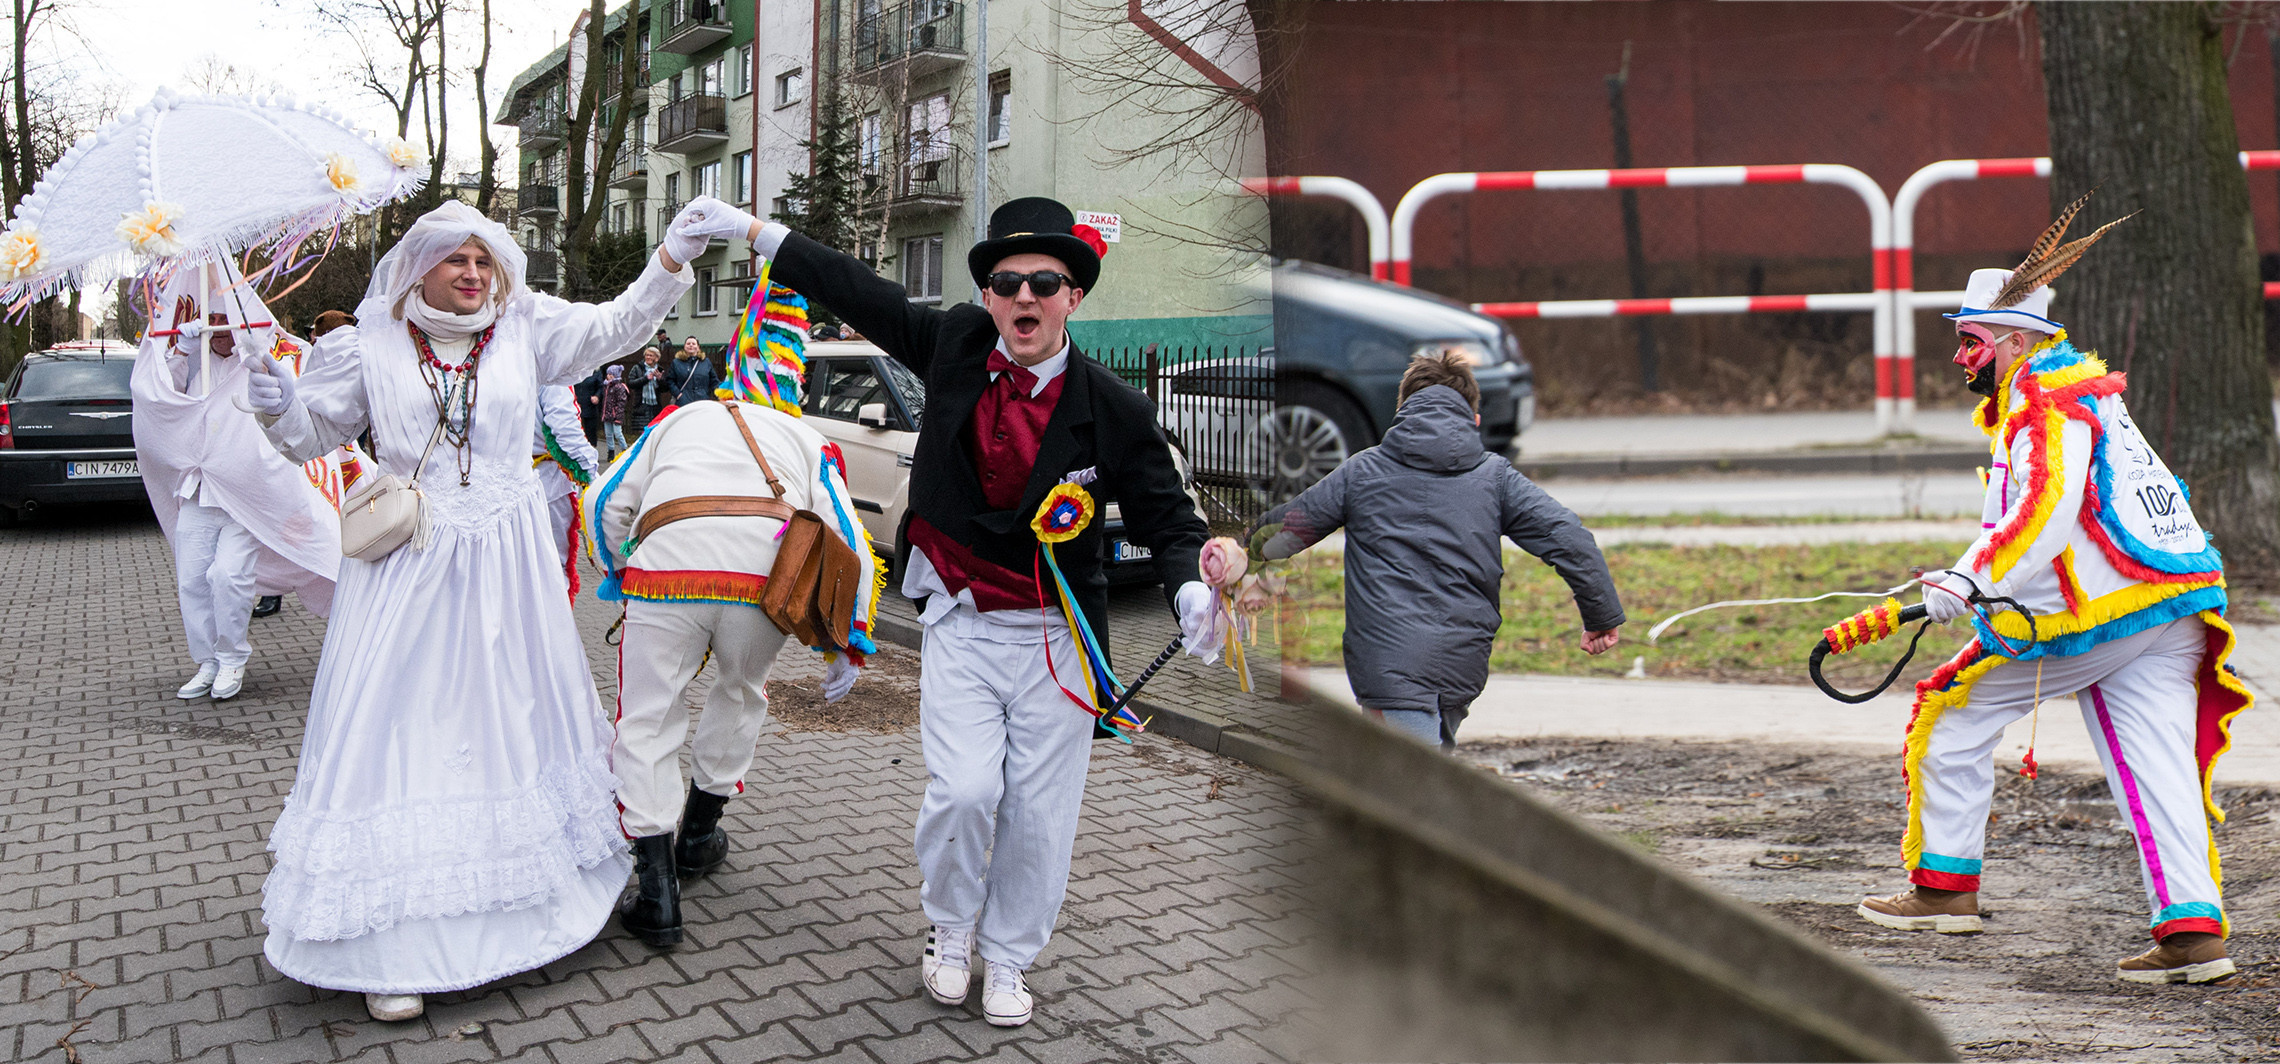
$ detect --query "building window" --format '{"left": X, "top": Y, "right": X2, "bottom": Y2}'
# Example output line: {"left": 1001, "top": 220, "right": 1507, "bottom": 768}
{"left": 902, "top": 235, "right": 943, "bottom": 302}
{"left": 695, "top": 160, "right": 721, "bottom": 200}
{"left": 774, "top": 68, "right": 804, "bottom": 109}
{"left": 696, "top": 266, "right": 719, "bottom": 314}
{"left": 733, "top": 44, "right": 753, "bottom": 96}
{"left": 731, "top": 150, "right": 753, "bottom": 204}
{"left": 988, "top": 70, "right": 1010, "bottom": 147}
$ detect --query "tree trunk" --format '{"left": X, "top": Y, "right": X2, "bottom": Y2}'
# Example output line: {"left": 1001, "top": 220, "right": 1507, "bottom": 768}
{"left": 2040, "top": 1, "right": 2280, "bottom": 579}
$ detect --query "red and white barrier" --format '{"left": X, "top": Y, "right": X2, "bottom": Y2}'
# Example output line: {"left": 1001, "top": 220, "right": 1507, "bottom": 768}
{"left": 1392, "top": 164, "right": 1905, "bottom": 429}
{"left": 1240, "top": 176, "right": 1391, "bottom": 280}
{"left": 1894, "top": 151, "right": 2280, "bottom": 377}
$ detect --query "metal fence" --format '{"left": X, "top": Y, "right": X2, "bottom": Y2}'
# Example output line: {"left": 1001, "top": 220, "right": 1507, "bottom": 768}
{"left": 1091, "top": 344, "right": 1275, "bottom": 531}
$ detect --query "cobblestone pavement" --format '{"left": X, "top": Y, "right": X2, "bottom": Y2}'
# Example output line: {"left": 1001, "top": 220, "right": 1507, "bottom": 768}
{"left": 0, "top": 503, "right": 1311, "bottom": 1064}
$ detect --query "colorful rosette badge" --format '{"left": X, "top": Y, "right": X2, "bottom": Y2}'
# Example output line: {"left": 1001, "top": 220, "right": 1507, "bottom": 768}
{"left": 1031, "top": 482, "right": 1095, "bottom": 543}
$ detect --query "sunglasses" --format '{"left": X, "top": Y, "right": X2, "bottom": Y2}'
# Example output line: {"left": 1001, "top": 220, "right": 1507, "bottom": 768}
{"left": 987, "top": 270, "right": 1075, "bottom": 298}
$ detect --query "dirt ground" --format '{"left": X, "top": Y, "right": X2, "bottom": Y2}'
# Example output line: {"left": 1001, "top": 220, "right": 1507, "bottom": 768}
{"left": 1456, "top": 736, "right": 2280, "bottom": 1063}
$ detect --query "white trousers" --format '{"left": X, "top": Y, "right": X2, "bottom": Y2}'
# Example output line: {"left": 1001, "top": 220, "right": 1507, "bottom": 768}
{"left": 612, "top": 599, "right": 789, "bottom": 838}
{"left": 915, "top": 605, "right": 1096, "bottom": 970}
{"left": 172, "top": 502, "right": 259, "bottom": 669}
{"left": 1913, "top": 617, "right": 2222, "bottom": 937}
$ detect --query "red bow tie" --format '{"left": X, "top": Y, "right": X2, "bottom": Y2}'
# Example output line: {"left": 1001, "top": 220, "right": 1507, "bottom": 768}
{"left": 987, "top": 350, "right": 1038, "bottom": 394}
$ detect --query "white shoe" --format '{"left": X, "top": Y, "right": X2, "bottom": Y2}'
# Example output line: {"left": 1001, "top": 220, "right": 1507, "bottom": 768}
{"left": 176, "top": 663, "right": 217, "bottom": 699}
{"left": 921, "top": 925, "right": 972, "bottom": 1005}
{"left": 982, "top": 961, "right": 1032, "bottom": 1027}
{"left": 210, "top": 663, "right": 245, "bottom": 700}
{"left": 365, "top": 993, "right": 423, "bottom": 1022}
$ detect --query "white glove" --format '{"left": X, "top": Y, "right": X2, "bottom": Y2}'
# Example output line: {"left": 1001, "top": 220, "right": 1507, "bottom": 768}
{"left": 170, "top": 320, "right": 206, "bottom": 355}
{"left": 244, "top": 350, "right": 298, "bottom": 417}
{"left": 1175, "top": 580, "right": 1221, "bottom": 664}
{"left": 822, "top": 655, "right": 860, "bottom": 703}
{"left": 1920, "top": 569, "right": 1976, "bottom": 624}
{"left": 666, "top": 195, "right": 759, "bottom": 265}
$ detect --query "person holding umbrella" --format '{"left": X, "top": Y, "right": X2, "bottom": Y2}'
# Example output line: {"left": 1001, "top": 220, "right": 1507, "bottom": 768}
{"left": 243, "top": 199, "right": 706, "bottom": 1022}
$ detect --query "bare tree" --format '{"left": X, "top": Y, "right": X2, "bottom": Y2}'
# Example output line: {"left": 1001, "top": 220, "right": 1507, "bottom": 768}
{"left": 2039, "top": 1, "right": 2280, "bottom": 578}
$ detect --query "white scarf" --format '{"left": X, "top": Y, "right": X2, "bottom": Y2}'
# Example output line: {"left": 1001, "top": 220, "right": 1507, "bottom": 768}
{"left": 403, "top": 290, "right": 500, "bottom": 341}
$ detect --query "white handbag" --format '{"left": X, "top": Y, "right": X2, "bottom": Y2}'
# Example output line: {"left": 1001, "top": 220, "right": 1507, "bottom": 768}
{"left": 339, "top": 419, "right": 446, "bottom": 562}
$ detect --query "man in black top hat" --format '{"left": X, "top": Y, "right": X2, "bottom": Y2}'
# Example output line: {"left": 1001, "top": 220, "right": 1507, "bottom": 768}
{"left": 666, "top": 194, "right": 1214, "bottom": 1027}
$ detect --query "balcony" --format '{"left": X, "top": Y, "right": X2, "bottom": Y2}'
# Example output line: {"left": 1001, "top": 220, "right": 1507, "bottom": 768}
{"left": 655, "top": 94, "right": 729, "bottom": 154}
{"left": 517, "top": 109, "right": 566, "bottom": 150}
{"left": 658, "top": 0, "right": 733, "bottom": 55}
{"left": 872, "top": 144, "right": 965, "bottom": 213}
{"left": 852, "top": 1, "right": 966, "bottom": 85}
{"left": 608, "top": 148, "right": 649, "bottom": 191}
{"left": 518, "top": 184, "right": 560, "bottom": 217}
{"left": 527, "top": 248, "right": 560, "bottom": 287}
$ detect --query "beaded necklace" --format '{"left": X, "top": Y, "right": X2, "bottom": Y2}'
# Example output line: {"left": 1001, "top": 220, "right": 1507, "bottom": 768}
{"left": 410, "top": 322, "right": 495, "bottom": 486}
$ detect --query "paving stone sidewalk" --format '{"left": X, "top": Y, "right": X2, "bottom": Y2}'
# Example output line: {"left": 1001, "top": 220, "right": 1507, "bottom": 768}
{"left": 0, "top": 504, "right": 1311, "bottom": 1064}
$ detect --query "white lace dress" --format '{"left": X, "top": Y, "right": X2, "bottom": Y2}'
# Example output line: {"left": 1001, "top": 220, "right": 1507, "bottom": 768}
{"left": 257, "top": 259, "right": 690, "bottom": 994}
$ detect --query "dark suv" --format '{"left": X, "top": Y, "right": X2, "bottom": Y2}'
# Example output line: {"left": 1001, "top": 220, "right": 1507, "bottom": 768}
{"left": 0, "top": 342, "right": 144, "bottom": 522}
{"left": 1271, "top": 259, "right": 1535, "bottom": 499}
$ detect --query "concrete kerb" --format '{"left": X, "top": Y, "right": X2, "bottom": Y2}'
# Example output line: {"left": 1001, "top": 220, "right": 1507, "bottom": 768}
{"left": 866, "top": 611, "right": 1307, "bottom": 770}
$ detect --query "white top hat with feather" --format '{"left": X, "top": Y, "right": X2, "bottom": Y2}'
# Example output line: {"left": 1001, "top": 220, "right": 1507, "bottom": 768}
{"left": 1946, "top": 189, "right": 2133, "bottom": 335}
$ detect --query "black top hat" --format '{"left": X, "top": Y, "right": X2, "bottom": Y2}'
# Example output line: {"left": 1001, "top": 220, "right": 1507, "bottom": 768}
{"left": 966, "top": 197, "right": 1103, "bottom": 293}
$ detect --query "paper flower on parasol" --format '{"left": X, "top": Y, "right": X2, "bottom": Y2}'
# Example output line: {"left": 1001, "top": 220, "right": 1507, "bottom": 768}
{"left": 0, "top": 88, "right": 426, "bottom": 308}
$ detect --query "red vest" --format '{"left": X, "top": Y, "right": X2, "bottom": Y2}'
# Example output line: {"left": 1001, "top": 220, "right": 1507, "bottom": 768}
{"left": 908, "top": 366, "right": 1067, "bottom": 610}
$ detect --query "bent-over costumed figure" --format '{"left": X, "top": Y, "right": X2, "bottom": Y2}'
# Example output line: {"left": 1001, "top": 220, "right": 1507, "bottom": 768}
{"left": 1858, "top": 194, "right": 2255, "bottom": 985}
{"left": 247, "top": 200, "right": 697, "bottom": 1021}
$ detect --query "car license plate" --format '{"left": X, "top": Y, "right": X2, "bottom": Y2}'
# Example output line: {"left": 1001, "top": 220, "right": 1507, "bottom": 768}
{"left": 65, "top": 459, "right": 138, "bottom": 479}
{"left": 1113, "top": 539, "right": 1152, "bottom": 562}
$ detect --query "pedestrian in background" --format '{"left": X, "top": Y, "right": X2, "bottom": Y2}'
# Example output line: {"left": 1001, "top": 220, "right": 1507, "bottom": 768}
{"left": 598, "top": 365, "right": 630, "bottom": 464}
{"left": 1253, "top": 351, "right": 1625, "bottom": 749}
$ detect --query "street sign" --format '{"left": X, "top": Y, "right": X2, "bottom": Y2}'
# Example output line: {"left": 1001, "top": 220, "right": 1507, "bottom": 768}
{"left": 1076, "top": 210, "right": 1122, "bottom": 243}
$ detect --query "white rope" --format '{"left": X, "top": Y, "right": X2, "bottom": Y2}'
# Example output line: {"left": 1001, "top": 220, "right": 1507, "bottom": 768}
{"left": 1647, "top": 578, "right": 1921, "bottom": 645}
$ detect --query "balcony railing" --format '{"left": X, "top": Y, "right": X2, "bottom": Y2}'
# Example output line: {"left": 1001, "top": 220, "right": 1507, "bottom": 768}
{"left": 527, "top": 248, "right": 560, "bottom": 287}
{"left": 517, "top": 109, "right": 566, "bottom": 149}
{"left": 608, "top": 148, "right": 649, "bottom": 191}
{"left": 518, "top": 184, "right": 560, "bottom": 216}
{"left": 659, "top": 0, "right": 733, "bottom": 54}
{"left": 853, "top": 1, "right": 966, "bottom": 83}
{"left": 655, "top": 94, "right": 729, "bottom": 153}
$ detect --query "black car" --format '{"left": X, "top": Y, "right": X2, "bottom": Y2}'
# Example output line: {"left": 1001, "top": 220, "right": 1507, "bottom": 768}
{"left": 1271, "top": 259, "right": 1535, "bottom": 498}
{"left": 0, "top": 342, "right": 144, "bottom": 522}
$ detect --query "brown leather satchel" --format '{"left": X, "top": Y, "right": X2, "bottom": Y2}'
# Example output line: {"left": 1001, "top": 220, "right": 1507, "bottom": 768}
{"left": 633, "top": 402, "right": 864, "bottom": 651}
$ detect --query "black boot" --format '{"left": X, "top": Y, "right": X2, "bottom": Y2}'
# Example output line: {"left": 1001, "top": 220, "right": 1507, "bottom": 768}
{"left": 618, "top": 834, "right": 682, "bottom": 947}
{"left": 675, "top": 785, "right": 730, "bottom": 880}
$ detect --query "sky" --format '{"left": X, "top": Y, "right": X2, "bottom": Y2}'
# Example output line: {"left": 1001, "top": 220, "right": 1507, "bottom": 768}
{"left": 42, "top": 0, "right": 582, "bottom": 178}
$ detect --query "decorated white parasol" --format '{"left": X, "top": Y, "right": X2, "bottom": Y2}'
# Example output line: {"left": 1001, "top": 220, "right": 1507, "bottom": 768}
{"left": 0, "top": 87, "right": 426, "bottom": 390}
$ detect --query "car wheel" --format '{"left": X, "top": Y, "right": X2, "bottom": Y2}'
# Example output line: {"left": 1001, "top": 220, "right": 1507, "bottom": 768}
{"left": 1263, "top": 382, "right": 1370, "bottom": 506}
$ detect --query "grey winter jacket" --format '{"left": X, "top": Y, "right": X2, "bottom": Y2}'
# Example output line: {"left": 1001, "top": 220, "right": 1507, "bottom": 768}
{"left": 1258, "top": 385, "right": 1624, "bottom": 716}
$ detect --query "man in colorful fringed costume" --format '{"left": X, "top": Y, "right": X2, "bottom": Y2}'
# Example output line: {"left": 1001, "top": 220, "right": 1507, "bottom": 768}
{"left": 133, "top": 261, "right": 345, "bottom": 701}
{"left": 581, "top": 280, "right": 881, "bottom": 948}
{"left": 664, "top": 194, "right": 1213, "bottom": 1027}
{"left": 1858, "top": 192, "right": 2254, "bottom": 986}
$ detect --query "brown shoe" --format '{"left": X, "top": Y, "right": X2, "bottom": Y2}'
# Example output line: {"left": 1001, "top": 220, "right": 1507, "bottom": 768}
{"left": 1858, "top": 887, "right": 1982, "bottom": 933}
{"left": 2117, "top": 932, "right": 2235, "bottom": 984}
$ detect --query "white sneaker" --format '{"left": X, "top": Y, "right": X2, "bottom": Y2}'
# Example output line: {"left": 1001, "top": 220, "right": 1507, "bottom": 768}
{"left": 921, "top": 925, "right": 973, "bottom": 1005}
{"left": 365, "top": 993, "right": 423, "bottom": 1022}
{"left": 176, "top": 663, "right": 217, "bottom": 699}
{"left": 210, "top": 663, "right": 245, "bottom": 700}
{"left": 982, "top": 961, "right": 1032, "bottom": 1027}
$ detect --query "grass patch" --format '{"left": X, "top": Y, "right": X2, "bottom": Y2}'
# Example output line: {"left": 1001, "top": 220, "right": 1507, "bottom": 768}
{"left": 1276, "top": 539, "right": 1976, "bottom": 686}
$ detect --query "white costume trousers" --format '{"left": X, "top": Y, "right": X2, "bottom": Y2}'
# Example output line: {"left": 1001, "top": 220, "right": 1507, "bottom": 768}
{"left": 915, "top": 604, "right": 1095, "bottom": 970}
{"left": 1914, "top": 617, "right": 2222, "bottom": 935}
{"left": 613, "top": 599, "right": 789, "bottom": 838}
{"left": 172, "top": 502, "right": 260, "bottom": 668}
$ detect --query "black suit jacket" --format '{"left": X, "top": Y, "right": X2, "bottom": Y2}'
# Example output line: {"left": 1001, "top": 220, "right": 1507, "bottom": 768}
{"left": 772, "top": 232, "right": 1206, "bottom": 642}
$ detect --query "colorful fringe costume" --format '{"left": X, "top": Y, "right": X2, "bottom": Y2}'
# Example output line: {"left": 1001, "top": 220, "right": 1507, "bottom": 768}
{"left": 1901, "top": 334, "right": 2253, "bottom": 940}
